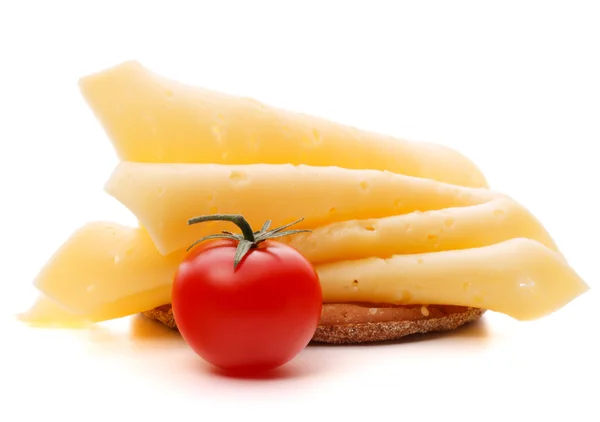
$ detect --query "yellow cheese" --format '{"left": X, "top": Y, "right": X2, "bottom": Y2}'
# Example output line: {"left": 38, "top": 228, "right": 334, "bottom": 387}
{"left": 24, "top": 61, "right": 589, "bottom": 327}
{"left": 32, "top": 221, "right": 585, "bottom": 322}
{"left": 79, "top": 61, "right": 487, "bottom": 188}
{"left": 22, "top": 286, "right": 173, "bottom": 325}
{"left": 281, "top": 197, "right": 559, "bottom": 264}
{"left": 317, "top": 238, "right": 588, "bottom": 320}
{"left": 33, "top": 222, "right": 184, "bottom": 315}
{"left": 18, "top": 295, "right": 91, "bottom": 328}
{"left": 20, "top": 290, "right": 175, "bottom": 327}
{"left": 105, "top": 162, "right": 497, "bottom": 255}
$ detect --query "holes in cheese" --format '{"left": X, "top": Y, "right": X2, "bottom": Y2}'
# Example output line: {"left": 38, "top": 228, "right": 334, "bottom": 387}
{"left": 79, "top": 60, "right": 487, "bottom": 188}
{"left": 316, "top": 238, "right": 588, "bottom": 321}
{"left": 105, "top": 162, "right": 498, "bottom": 256}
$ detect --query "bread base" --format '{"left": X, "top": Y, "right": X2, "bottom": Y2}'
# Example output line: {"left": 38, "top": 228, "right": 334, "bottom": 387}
{"left": 143, "top": 303, "right": 485, "bottom": 344}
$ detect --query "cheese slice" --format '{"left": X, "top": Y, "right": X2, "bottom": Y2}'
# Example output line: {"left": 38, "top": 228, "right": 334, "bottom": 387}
{"left": 18, "top": 295, "right": 92, "bottom": 328}
{"left": 281, "top": 197, "right": 559, "bottom": 264}
{"left": 32, "top": 222, "right": 587, "bottom": 322}
{"left": 79, "top": 60, "right": 487, "bottom": 188}
{"left": 33, "top": 222, "right": 184, "bottom": 315}
{"left": 105, "top": 162, "right": 497, "bottom": 255}
{"left": 317, "top": 238, "right": 588, "bottom": 320}
{"left": 19, "top": 289, "right": 175, "bottom": 327}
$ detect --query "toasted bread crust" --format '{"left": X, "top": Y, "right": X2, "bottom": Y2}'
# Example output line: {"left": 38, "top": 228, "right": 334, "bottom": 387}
{"left": 312, "top": 306, "right": 485, "bottom": 344}
{"left": 143, "top": 303, "right": 485, "bottom": 344}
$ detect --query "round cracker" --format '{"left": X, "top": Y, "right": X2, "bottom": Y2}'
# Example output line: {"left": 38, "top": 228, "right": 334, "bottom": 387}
{"left": 142, "top": 303, "right": 485, "bottom": 344}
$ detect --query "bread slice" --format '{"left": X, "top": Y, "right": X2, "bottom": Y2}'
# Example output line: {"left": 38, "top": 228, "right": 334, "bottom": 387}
{"left": 143, "top": 303, "right": 485, "bottom": 344}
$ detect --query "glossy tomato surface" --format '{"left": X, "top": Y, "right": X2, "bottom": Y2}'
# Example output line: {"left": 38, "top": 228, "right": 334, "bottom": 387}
{"left": 172, "top": 239, "right": 322, "bottom": 373}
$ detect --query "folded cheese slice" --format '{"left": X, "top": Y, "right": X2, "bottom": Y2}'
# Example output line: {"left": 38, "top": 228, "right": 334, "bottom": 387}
{"left": 318, "top": 238, "right": 587, "bottom": 320}
{"left": 79, "top": 60, "right": 487, "bottom": 188}
{"left": 281, "top": 197, "right": 559, "bottom": 264}
{"left": 105, "top": 162, "right": 498, "bottom": 256}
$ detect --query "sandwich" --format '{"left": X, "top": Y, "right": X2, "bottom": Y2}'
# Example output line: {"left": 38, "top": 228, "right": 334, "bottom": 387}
{"left": 21, "top": 61, "right": 588, "bottom": 346}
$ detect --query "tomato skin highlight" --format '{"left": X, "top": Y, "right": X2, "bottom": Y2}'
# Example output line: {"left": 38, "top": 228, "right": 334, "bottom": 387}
{"left": 172, "top": 239, "right": 322, "bottom": 373}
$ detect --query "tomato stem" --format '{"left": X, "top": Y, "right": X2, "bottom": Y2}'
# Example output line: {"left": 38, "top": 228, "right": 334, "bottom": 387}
{"left": 188, "top": 214, "right": 256, "bottom": 242}
{"left": 187, "top": 214, "right": 311, "bottom": 270}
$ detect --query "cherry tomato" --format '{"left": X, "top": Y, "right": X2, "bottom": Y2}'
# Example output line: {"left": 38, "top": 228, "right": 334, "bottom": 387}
{"left": 172, "top": 229, "right": 322, "bottom": 373}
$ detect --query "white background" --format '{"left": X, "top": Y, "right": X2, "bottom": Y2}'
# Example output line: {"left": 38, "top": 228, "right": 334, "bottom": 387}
{"left": 1, "top": 1, "right": 598, "bottom": 421}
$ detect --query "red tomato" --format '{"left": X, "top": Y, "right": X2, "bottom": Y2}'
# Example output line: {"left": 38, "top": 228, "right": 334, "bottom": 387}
{"left": 172, "top": 238, "right": 322, "bottom": 373}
